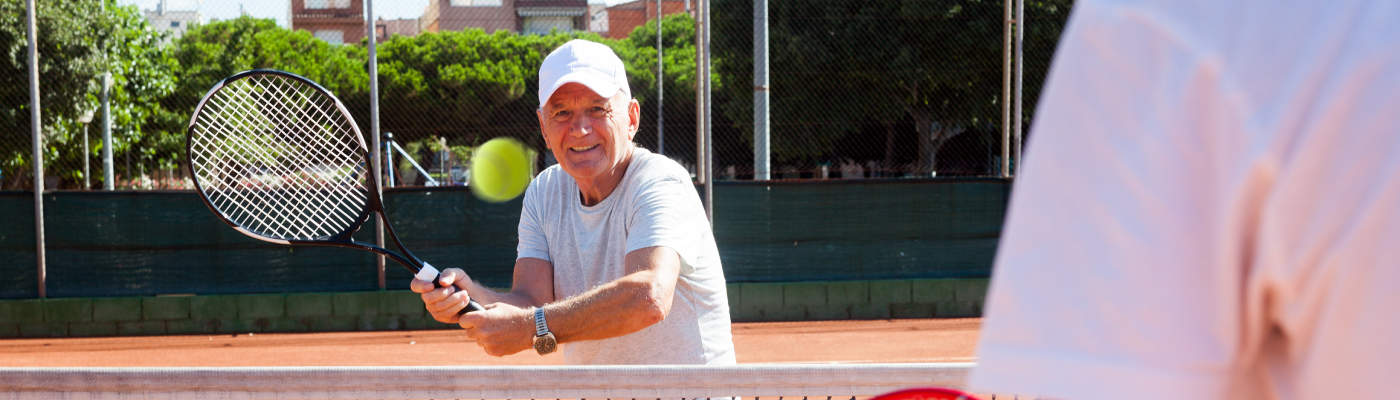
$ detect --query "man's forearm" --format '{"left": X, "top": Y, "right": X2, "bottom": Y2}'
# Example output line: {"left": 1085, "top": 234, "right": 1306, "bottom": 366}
{"left": 541, "top": 269, "right": 673, "bottom": 344}
{"left": 465, "top": 280, "right": 539, "bottom": 309}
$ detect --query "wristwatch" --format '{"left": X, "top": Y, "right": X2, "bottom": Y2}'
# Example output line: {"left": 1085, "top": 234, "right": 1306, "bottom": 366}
{"left": 532, "top": 307, "right": 557, "bottom": 355}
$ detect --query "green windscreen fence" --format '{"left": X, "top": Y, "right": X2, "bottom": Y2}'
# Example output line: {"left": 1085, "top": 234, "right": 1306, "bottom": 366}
{"left": 0, "top": 179, "right": 1008, "bottom": 299}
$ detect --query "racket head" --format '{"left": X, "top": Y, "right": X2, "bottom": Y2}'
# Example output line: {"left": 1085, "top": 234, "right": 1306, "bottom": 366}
{"left": 186, "top": 69, "right": 376, "bottom": 245}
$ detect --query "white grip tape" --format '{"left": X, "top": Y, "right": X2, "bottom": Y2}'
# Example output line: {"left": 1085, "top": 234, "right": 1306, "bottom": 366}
{"left": 415, "top": 263, "right": 440, "bottom": 282}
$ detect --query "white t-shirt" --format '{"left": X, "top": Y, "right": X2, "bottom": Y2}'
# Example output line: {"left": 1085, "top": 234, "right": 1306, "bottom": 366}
{"left": 517, "top": 147, "right": 736, "bottom": 365}
{"left": 971, "top": 0, "right": 1400, "bottom": 399}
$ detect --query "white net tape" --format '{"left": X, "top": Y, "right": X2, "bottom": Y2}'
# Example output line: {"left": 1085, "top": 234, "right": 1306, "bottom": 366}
{"left": 189, "top": 74, "right": 369, "bottom": 241}
{"left": 0, "top": 363, "right": 982, "bottom": 400}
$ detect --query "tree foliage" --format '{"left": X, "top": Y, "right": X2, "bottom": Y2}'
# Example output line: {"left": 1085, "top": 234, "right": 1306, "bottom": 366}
{"left": 620, "top": 13, "right": 699, "bottom": 161}
{"left": 375, "top": 29, "right": 553, "bottom": 144}
{"left": 3, "top": 2, "right": 1070, "bottom": 189}
{"left": 1, "top": 0, "right": 178, "bottom": 189}
{"left": 712, "top": 0, "right": 1071, "bottom": 175}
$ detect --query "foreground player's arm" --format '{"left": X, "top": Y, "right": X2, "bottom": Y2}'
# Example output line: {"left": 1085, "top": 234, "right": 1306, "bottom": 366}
{"left": 535, "top": 245, "right": 680, "bottom": 341}
{"left": 458, "top": 246, "right": 681, "bottom": 356}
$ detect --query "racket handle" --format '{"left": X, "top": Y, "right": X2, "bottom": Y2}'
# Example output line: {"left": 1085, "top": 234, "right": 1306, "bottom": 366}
{"left": 459, "top": 299, "right": 484, "bottom": 315}
{"left": 416, "top": 263, "right": 485, "bottom": 315}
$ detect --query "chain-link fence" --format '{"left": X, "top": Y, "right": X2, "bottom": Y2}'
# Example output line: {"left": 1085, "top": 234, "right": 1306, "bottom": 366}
{"left": 707, "top": 0, "right": 1071, "bottom": 180}
{"left": 3, "top": 0, "right": 1070, "bottom": 191}
{"left": 3, "top": 0, "right": 1073, "bottom": 301}
{"left": 3, "top": 0, "right": 188, "bottom": 191}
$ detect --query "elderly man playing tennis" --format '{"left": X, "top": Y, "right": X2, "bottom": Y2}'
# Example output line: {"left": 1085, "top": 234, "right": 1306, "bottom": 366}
{"left": 411, "top": 39, "right": 735, "bottom": 365}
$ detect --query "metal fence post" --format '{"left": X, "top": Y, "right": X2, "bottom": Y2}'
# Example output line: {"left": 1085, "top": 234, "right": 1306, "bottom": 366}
{"left": 101, "top": 72, "right": 113, "bottom": 189}
{"left": 694, "top": 0, "right": 707, "bottom": 188}
{"left": 367, "top": 0, "right": 386, "bottom": 289}
{"left": 1013, "top": 0, "right": 1024, "bottom": 175}
{"left": 656, "top": 0, "right": 665, "bottom": 156}
{"left": 700, "top": 0, "right": 713, "bottom": 225}
{"left": 1001, "top": 0, "right": 1013, "bottom": 178}
{"left": 752, "top": 0, "right": 770, "bottom": 181}
{"left": 27, "top": 0, "right": 46, "bottom": 298}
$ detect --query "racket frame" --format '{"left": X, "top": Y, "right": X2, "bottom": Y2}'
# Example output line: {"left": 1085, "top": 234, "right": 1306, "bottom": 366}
{"left": 186, "top": 69, "right": 436, "bottom": 280}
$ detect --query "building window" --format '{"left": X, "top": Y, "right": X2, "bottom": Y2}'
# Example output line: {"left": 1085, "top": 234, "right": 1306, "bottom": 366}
{"left": 314, "top": 29, "right": 345, "bottom": 45}
{"left": 451, "top": 0, "right": 503, "bottom": 6}
{"left": 523, "top": 16, "right": 573, "bottom": 35}
{"left": 306, "top": 0, "right": 351, "bottom": 9}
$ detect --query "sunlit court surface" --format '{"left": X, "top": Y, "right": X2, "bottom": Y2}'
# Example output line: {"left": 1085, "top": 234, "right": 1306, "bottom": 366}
{"left": 0, "top": 319, "right": 1003, "bottom": 399}
{"left": 0, "top": 318, "right": 980, "bottom": 367}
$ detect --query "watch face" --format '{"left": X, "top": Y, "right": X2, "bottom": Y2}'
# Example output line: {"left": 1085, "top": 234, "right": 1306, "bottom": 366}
{"left": 534, "top": 333, "right": 557, "bottom": 355}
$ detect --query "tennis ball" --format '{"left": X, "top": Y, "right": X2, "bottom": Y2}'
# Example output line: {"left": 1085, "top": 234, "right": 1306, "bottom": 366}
{"left": 470, "top": 137, "right": 532, "bottom": 202}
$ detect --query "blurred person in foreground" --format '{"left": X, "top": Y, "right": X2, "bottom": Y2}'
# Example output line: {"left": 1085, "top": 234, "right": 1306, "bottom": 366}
{"left": 411, "top": 39, "right": 735, "bottom": 365}
{"left": 971, "top": 0, "right": 1398, "bottom": 398}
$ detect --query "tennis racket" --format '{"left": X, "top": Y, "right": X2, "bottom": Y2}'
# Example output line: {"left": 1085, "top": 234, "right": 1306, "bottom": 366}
{"left": 186, "top": 69, "right": 481, "bottom": 315}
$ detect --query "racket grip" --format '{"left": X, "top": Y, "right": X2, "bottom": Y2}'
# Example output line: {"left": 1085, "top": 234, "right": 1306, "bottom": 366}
{"left": 459, "top": 299, "right": 484, "bottom": 315}
{"left": 417, "top": 263, "right": 485, "bottom": 315}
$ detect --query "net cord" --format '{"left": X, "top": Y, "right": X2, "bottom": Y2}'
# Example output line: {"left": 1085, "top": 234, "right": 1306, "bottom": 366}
{"left": 0, "top": 363, "right": 973, "bottom": 399}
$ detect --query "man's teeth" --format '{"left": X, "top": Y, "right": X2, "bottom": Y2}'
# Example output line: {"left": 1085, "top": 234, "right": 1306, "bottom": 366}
{"left": 570, "top": 145, "right": 597, "bottom": 152}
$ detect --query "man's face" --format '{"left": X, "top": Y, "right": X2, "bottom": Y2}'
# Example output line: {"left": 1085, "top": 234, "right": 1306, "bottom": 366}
{"left": 537, "top": 83, "right": 639, "bottom": 185}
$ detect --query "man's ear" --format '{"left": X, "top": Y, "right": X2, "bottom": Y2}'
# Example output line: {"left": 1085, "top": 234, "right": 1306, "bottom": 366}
{"left": 537, "top": 108, "right": 547, "bottom": 142}
{"left": 627, "top": 98, "right": 641, "bottom": 139}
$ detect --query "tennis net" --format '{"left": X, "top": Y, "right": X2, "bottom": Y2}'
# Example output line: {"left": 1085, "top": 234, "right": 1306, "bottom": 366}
{"left": 0, "top": 363, "right": 1001, "bottom": 399}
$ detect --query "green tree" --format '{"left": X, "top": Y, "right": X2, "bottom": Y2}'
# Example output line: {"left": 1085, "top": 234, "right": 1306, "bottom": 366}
{"left": 375, "top": 29, "right": 537, "bottom": 143}
{"left": 374, "top": 29, "right": 617, "bottom": 156}
{"left": 0, "top": 0, "right": 178, "bottom": 189}
{"left": 619, "top": 13, "right": 699, "bottom": 162}
{"left": 102, "top": 3, "right": 181, "bottom": 188}
{"left": 169, "top": 17, "right": 369, "bottom": 115}
{"left": 167, "top": 17, "right": 370, "bottom": 188}
{"left": 712, "top": 0, "right": 1071, "bottom": 176}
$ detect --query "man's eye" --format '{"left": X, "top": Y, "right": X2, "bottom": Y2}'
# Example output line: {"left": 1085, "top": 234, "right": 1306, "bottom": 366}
{"left": 551, "top": 110, "right": 571, "bottom": 121}
{"left": 588, "top": 107, "right": 608, "bottom": 118}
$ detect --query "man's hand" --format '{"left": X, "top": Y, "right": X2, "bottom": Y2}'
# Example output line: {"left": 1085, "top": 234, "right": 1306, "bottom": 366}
{"left": 459, "top": 302, "right": 535, "bottom": 357}
{"left": 410, "top": 268, "right": 475, "bottom": 324}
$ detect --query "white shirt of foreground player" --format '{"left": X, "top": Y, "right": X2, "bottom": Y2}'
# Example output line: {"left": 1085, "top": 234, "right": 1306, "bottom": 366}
{"left": 970, "top": 0, "right": 1400, "bottom": 399}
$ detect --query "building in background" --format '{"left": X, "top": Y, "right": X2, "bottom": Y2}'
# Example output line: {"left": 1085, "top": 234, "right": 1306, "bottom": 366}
{"left": 420, "top": 0, "right": 588, "bottom": 35}
{"left": 290, "top": 0, "right": 365, "bottom": 45}
{"left": 142, "top": 0, "right": 200, "bottom": 40}
{"left": 516, "top": 0, "right": 589, "bottom": 35}
{"left": 603, "top": 0, "right": 688, "bottom": 39}
{"left": 376, "top": 17, "right": 421, "bottom": 41}
{"left": 588, "top": 3, "right": 608, "bottom": 35}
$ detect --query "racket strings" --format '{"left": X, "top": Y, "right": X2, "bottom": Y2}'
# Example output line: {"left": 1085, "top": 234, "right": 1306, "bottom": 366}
{"left": 198, "top": 91, "right": 334, "bottom": 237}
{"left": 218, "top": 77, "right": 365, "bottom": 238}
{"left": 196, "top": 85, "right": 320, "bottom": 237}
{"left": 190, "top": 73, "right": 370, "bottom": 241}
{"left": 211, "top": 79, "right": 363, "bottom": 234}
{"left": 230, "top": 75, "right": 366, "bottom": 236}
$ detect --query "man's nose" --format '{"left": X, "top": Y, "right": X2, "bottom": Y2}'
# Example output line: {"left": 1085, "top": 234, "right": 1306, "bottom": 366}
{"left": 567, "top": 115, "right": 593, "bottom": 137}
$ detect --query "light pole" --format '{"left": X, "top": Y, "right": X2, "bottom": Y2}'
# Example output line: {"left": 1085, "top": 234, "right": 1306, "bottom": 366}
{"left": 79, "top": 110, "right": 94, "bottom": 190}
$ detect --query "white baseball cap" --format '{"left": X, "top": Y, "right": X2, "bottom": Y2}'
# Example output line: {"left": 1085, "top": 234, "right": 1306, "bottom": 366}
{"left": 537, "top": 39, "right": 631, "bottom": 107}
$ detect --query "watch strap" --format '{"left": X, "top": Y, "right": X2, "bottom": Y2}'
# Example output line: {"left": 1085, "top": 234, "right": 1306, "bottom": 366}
{"left": 533, "top": 307, "right": 550, "bottom": 337}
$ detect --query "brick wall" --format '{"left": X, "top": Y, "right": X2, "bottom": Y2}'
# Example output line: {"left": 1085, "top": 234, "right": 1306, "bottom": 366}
{"left": 425, "top": 0, "right": 518, "bottom": 33}
{"left": 291, "top": 0, "right": 366, "bottom": 44}
{"left": 606, "top": 0, "right": 688, "bottom": 39}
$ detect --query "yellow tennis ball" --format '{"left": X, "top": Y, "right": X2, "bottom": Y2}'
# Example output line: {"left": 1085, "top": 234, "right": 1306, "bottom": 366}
{"left": 470, "top": 137, "right": 532, "bottom": 202}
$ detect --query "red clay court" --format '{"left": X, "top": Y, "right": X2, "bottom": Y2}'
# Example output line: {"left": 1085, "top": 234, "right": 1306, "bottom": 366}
{"left": 0, "top": 318, "right": 980, "bottom": 366}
